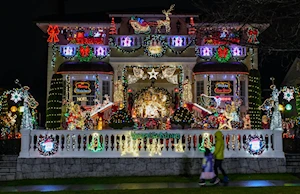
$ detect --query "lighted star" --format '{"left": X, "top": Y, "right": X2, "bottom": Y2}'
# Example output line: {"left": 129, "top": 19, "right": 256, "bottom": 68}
{"left": 148, "top": 69, "right": 159, "bottom": 80}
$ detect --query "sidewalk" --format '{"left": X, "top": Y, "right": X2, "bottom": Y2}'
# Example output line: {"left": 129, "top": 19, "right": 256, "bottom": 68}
{"left": 1, "top": 180, "right": 300, "bottom": 192}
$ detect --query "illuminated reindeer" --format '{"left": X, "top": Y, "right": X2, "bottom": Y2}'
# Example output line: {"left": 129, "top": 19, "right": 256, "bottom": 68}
{"left": 156, "top": 4, "right": 175, "bottom": 33}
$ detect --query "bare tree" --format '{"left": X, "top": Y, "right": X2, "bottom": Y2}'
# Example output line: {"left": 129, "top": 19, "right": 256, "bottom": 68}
{"left": 190, "top": 0, "right": 300, "bottom": 68}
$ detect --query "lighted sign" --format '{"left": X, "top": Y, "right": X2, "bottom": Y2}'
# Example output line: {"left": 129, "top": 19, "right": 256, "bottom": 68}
{"left": 148, "top": 45, "right": 163, "bottom": 54}
{"left": 214, "top": 82, "right": 232, "bottom": 94}
{"left": 74, "top": 82, "right": 92, "bottom": 94}
{"left": 77, "top": 97, "right": 88, "bottom": 101}
{"left": 131, "top": 132, "right": 181, "bottom": 140}
{"left": 60, "top": 46, "right": 76, "bottom": 57}
{"left": 220, "top": 97, "right": 232, "bottom": 101}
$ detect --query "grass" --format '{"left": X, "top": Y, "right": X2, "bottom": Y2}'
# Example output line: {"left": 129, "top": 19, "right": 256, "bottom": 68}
{"left": 2, "top": 187, "right": 300, "bottom": 194}
{"left": 1, "top": 173, "right": 299, "bottom": 186}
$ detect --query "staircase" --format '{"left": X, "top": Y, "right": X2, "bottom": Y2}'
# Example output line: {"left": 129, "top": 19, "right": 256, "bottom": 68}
{"left": 286, "top": 154, "right": 300, "bottom": 173}
{"left": 0, "top": 155, "right": 18, "bottom": 181}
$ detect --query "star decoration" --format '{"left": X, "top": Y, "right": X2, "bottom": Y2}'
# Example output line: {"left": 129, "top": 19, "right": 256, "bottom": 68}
{"left": 283, "top": 88, "right": 294, "bottom": 102}
{"left": 148, "top": 69, "right": 159, "bottom": 80}
{"left": 10, "top": 90, "right": 22, "bottom": 103}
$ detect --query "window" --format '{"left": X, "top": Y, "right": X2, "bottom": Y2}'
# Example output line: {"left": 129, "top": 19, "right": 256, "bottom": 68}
{"left": 102, "top": 81, "right": 110, "bottom": 101}
{"left": 196, "top": 81, "right": 204, "bottom": 96}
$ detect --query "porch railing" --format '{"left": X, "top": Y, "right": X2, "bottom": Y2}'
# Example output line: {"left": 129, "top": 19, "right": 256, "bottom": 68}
{"left": 19, "top": 129, "right": 284, "bottom": 158}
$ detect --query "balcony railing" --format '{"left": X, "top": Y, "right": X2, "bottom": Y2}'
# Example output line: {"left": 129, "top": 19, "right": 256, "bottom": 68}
{"left": 110, "top": 35, "right": 195, "bottom": 49}
{"left": 19, "top": 129, "right": 284, "bottom": 158}
{"left": 196, "top": 45, "right": 247, "bottom": 58}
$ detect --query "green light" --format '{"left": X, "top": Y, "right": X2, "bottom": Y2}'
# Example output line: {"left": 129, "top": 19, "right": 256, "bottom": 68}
{"left": 285, "top": 104, "right": 292, "bottom": 111}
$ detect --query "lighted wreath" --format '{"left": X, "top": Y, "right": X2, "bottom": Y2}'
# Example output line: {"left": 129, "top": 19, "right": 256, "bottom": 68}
{"left": 215, "top": 45, "right": 231, "bottom": 63}
{"left": 243, "top": 134, "right": 266, "bottom": 155}
{"left": 76, "top": 45, "right": 94, "bottom": 62}
{"left": 37, "top": 134, "right": 59, "bottom": 156}
{"left": 143, "top": 35, "right": 167, "bottom": 58}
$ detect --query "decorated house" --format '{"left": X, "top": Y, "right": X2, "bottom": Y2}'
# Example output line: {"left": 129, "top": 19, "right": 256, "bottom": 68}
{"left": 36, "top": 5, "right": 270, "bottom": 130}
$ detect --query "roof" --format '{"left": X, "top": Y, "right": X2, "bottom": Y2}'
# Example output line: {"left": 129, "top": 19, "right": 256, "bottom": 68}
{"left": 57, "top": 61, "right": 113, "bottom": 74}
{"left": 193, "top": 62, "right": 249, "bottom": 74}
{"left": 281, "top": 57, "right": 300, "bottom": 86}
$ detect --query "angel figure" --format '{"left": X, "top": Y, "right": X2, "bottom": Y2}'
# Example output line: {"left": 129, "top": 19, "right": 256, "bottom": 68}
{"left": 127, "top": 67, "right": 145, "bottom": 84}
{"left": 230, "top": 101, "right": 240, "bottom": 122}
{"left": 182, "top": 77, "right": 193, "bottom": 103}
{"left": 113, "top": 80, "right": 123, "bottom": 103}
{"left": 269, "top": 85, "right": 282, "bottom": 130}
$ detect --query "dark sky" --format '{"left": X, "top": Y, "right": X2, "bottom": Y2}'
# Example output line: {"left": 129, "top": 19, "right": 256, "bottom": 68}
{"left": 0, "top": 0, "right": 292, "bottom": 125}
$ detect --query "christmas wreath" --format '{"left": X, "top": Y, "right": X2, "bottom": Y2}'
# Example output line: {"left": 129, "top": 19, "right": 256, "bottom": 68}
{"left": 37, "top": 134, "right": 58, "bottom": 156}
{"left": 243, "top": 134, "right": 265, "bottom": 155}
{"left": 215, "top": 45, "right": 231, "bottom": 63}
{"left": 76, "top": 45, "right": 94, "bottom": 62}
{"left": 143, "top": 35, "right": 167, "bottom": 58}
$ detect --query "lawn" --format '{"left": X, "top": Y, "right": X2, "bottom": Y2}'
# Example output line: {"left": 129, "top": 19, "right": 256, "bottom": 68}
{"left": 1, "top": 173, "right": 299, "bottom": 186}
{"left": 3, "top": 187, "right": 300, "bottom": 194}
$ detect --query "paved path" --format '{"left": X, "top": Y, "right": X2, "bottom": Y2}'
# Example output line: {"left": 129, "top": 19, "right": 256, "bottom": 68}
{"left": 0, "top": 180, "right": 300, "bottom": 192}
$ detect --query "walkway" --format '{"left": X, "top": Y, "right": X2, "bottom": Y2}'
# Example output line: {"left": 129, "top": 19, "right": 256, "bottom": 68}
{"left": 1, "top": 180, "right": 300, "bottom": 192}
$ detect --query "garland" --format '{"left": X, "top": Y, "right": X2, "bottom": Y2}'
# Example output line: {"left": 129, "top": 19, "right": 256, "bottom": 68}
{"left": 37, "top": 134, "right": 59, "bottom": 156}
{"left": 76, "top": 45, "right": 94, "bottom": 62}
{"left": 243, "top": 134, "right": 265, "bottom": 155}
{"left": 215, "top": 45, "right": 231, "bottom": 63}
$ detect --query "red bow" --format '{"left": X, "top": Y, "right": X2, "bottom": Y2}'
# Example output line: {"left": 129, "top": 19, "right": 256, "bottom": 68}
{"left": 217, "top": 47, "right": 229, "bottom": 58}
{"left": 248, "top": 29, "right": 258, "bottom": 36}
{"left": 47, "top": 25, "right": 59, "bottom": 43}
{"left": 79, "top": 46, "right": 90, "bottom": 57}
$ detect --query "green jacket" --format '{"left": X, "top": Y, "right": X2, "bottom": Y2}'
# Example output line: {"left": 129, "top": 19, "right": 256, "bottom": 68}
{"left": 214, "top": 131, "right": 224, "bottom": 160}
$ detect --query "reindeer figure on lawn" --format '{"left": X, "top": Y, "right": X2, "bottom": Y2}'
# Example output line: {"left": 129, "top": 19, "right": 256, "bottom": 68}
{"left": 156, "top": 4, "right": 175, "bottom": 34}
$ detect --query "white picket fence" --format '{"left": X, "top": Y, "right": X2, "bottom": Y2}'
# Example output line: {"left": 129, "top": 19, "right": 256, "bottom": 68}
{"left": 19, "top": 129, "right": 284, "bottom": 158}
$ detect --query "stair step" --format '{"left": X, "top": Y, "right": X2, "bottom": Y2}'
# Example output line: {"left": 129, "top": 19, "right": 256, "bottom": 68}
{"left": 0, "top": 155, "right": 18, "bottom": 161}
{"left": 0, "top": 161, "right": 17, "bottom": 167}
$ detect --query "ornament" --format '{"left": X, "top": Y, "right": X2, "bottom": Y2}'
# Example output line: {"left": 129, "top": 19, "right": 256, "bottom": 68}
{"left": 243, "top": 135, "right": 265, "bottom": 155}
{"left": 47, "top": 25, "right": 59, "bottom": 43}
{"left": 37, "top": 135, "right": 59, "bottom": 156}
{"left": 77, "top": 45, "right": 93, "bottom": 62}
{"left": 215, "top": 45, "right": 231, "bottom": 63}
{"left": 148, "top": 69, "right": 159, "bottom": 79}
{"left": 283, "top": 88, "right": 294, "bottom": 102}
{"left": 10, "top": 90, "right": 22, "bottom": 103}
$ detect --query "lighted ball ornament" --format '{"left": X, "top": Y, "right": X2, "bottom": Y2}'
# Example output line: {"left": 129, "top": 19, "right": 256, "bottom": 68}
{"left": 285, "top": 104, "right": 292, "bottom": 111}
{"left": 243, "top": 135, "right": 266, "bottom": 155}
{"left": 37, "top": 134, "right": 58, "bottom": 156}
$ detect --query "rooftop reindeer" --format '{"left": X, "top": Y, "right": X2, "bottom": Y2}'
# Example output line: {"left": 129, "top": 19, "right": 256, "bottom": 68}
{"left": 156, "top": 4, "right": 175, "bottom": 34}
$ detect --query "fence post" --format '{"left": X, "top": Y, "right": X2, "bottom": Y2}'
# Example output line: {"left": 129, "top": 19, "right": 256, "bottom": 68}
{"left": 19, "top": 129, "right": 30, "bottom": 158}
{"left": 273, "top": 129, "right": 285, "bottom": 158}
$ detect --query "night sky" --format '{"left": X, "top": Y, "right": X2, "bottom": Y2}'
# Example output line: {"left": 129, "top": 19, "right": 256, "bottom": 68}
{"left": 0, "top": 0, "right": 293, "bottom": 125}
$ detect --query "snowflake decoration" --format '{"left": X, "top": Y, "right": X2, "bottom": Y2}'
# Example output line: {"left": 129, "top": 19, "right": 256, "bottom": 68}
{"left": 283, "top": 88, "right": 294, "bottom": 102}
{"left": 10, "top": 90, "right": 22, "bottom": 103}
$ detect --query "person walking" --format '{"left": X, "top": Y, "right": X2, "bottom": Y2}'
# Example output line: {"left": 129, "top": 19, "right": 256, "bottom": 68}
{"left": 211, "top": 130, "right": 229, "bottom": 184}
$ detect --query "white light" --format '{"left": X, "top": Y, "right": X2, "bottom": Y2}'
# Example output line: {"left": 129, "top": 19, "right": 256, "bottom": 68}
{"left": 93, "top": 75, "right": 95, "bottom": 79}
{"left": 86, "top": 76, "right": 88, "bottom": 79}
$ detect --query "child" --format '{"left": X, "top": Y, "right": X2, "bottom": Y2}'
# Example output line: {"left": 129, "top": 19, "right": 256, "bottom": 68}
{"left": 199, "top": 147, "right": 215, "bottom": 185}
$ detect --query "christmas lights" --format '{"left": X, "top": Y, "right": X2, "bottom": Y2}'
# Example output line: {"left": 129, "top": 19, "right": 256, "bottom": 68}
{"left": 215, "top": 45, "right": 232, "bottom": 63}
{"left": 143, "top": 35, "right": 167, "bottom": 58}
{"left": 243, "top": 134, "right": 265, "bottom": 155}
{"left": 76, "top": 45, "right": 94, "bottom": 62}
{"left": 37, "top": 134, "right": 58, "bottom": 156}
{"left": 88, "top": 133, "right": 104, "bottom": 152}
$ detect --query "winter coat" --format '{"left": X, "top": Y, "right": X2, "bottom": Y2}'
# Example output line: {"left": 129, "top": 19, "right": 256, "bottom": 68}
{"left": 214, "top": 131, "right": 225, "bottom": 160}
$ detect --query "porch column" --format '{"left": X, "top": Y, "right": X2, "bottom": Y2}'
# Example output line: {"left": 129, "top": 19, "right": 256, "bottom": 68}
{"left": 19, "top": 129, "right": 30, "bottom": 158}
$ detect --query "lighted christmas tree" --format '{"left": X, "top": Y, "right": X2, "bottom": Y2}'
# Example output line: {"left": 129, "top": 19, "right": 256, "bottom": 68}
{"left": 171, "top": 107, "right": 194, "bottom": 129}
{"left": 248, "top": 69, "right": 262, "bottom": 129}
{"left": 188, "top": 17, "right": 196, "bottom": 35}
{"left": 88, "top": 133, "right": 103, "bottom": 152}
{"left": 109, "top": 108, "right": 134, "bottom": 129}
{"left": 109, "top": 17, "right": 117, "bottom": 35}
{"left": 46, "top": 74, "right": 63, "bottom": 130}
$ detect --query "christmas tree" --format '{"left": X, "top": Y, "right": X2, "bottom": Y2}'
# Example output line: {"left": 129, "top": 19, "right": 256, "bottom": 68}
{"left": 109, "top": 17, "right": 117, "bottom": 35}
{"left": 46, "top": 74, "right": 63, "bottom": 130}
{"left": 171, "top": 107, "right": 194, "bottom": 129}
{"left": 188, "top": 17, "right": 196, "bottom": 35}
{"left": 88, "top": 133, "right": 103, "bottom": 152}
{"left": 109, "top": 108, "right": 134, "bottom": 129}
{"left": 248, "top": 69, "right": 262, "bottom": 129}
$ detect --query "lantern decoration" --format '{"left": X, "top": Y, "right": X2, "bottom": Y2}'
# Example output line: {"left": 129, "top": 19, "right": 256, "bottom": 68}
{"left": 10, "top": 106, "right": 17, "bottom": 113}
{"left": 247, "top": 27, "right": 259, "bottom": 44}
{"left": 76, "top": 45, "right": 94, "bottom": 62}
{"left": 47, "top": 25, "right": 59, "bottom": 43}
{"left": 215, "top": 45, "right": 231, "bottom": 63}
